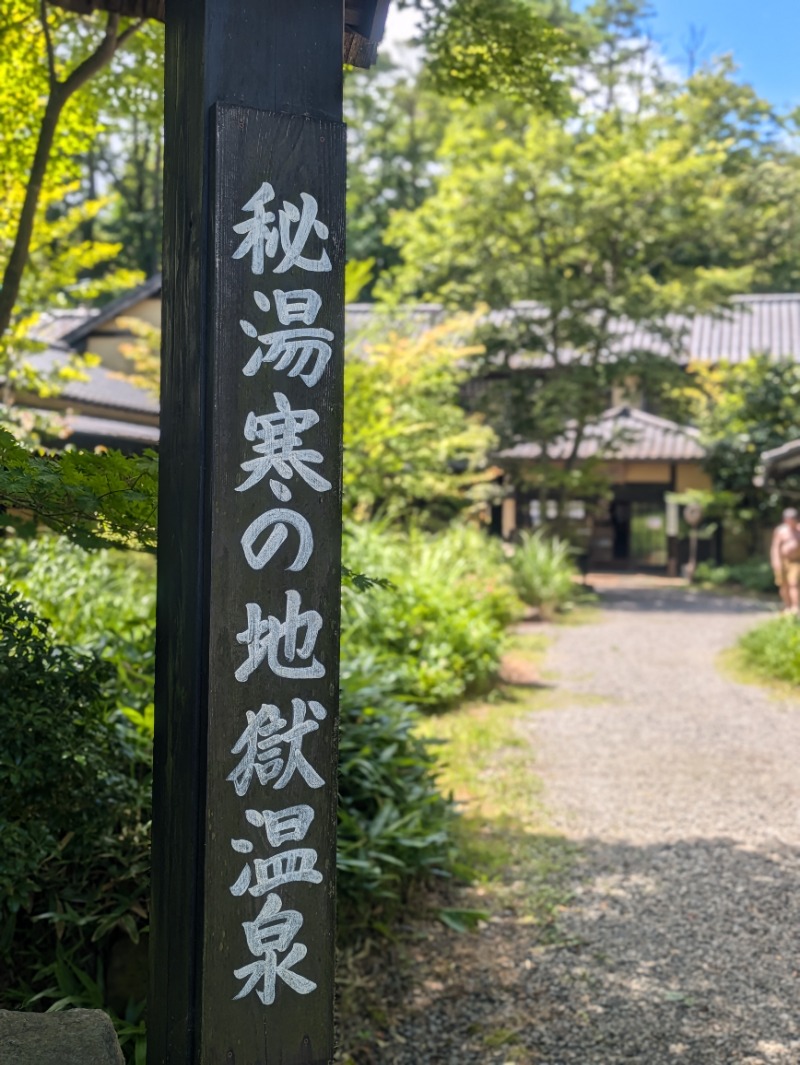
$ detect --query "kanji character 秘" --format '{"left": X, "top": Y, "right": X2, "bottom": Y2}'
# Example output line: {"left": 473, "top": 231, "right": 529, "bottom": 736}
{"left": 232, "top": 185, "right": 331, "bottom": 275}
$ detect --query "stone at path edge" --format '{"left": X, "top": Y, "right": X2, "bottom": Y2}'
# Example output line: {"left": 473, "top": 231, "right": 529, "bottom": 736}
{"left": 0, "top": 1008, "right": 124, "bottom": 1065}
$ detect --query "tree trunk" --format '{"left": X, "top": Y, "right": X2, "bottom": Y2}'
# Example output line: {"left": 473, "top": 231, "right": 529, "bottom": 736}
{"left": 0, "top": 88, "right": 65, "bottom": 345}
{"left": 0, "top": 11, "right": 139, "bottom": 345}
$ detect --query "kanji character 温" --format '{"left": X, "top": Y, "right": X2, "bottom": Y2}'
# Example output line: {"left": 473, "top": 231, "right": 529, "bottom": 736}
{"left": 229, "top": 846, "right": 323, "bottom": 897}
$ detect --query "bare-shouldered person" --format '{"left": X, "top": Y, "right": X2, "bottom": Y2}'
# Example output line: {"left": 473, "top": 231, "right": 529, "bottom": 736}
{"left": 771, "top": 508, "right": 800, "bottom": 613}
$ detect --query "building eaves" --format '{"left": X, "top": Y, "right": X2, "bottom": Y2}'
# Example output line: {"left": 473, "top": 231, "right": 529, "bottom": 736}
{"left": 498, "top": 406, "right": 705, "bottom": 465}
{"left": 20, "top": 348, "right": 158, "bottom": 419}
{"left": 62, "top": 273, "right": 163, "bottom": 347}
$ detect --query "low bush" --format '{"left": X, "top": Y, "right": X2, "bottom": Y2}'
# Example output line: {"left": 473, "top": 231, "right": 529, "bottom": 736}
{"left": 739, "top": 616, "right": 800, "bottom": 686}
{"left": 695, "top": 559, "right": 776, "bottom": 595}
{"left": 337, "top": 655, "right": 455, "bottom": 928}
{"left": 0, "top": 535, "right": 156, "bottom": 716}
{"left": 509, "top": 531, "right": 579, "bottom": 617}
{"left": 1, "top": 530, "right": 469, "bottom": 1033}
{"left": 0, "top": 588, "right": 150, "bottom": 1056}
{"left": 342, "top": 523, "right": 522, "bottom": 708}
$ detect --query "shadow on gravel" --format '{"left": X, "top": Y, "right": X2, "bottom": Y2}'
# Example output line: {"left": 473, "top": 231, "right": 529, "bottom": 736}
{"left": 338, "top": 832, "right": 800, "bottom": 1065}
{"left": 597, "top": 585, "right": 774, "bottom": 617}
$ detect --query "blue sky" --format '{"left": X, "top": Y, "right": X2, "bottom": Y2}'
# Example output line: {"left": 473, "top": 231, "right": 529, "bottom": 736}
{"left": 649, "top": 0, "right": 800, "bottom": 109}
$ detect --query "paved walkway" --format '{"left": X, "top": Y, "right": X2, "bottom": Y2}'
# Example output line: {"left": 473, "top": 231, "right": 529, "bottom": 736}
{"left": 521, "top": 578, "right": 800, "bottom": 1064}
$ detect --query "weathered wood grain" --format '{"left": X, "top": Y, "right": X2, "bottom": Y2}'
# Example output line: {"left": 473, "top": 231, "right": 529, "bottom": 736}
{"left": 150, "top": 3, "right": 344, "bottom": 1063}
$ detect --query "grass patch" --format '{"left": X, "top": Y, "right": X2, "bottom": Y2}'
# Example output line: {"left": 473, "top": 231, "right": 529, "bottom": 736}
{"left": 719, "top": 642, "right": 800, "bottom": 702}
{"left": 417, "top": 631, "right": 577, "bottom": 927}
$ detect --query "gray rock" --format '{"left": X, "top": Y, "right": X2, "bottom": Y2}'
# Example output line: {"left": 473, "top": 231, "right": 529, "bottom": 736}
{"left": 0, "top": 1008, "right": 124, "bottom": 1065}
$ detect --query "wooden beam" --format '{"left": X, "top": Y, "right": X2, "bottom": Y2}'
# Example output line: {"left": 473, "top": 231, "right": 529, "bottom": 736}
{"left": 150, "top": 2, "right": 344, "bottom": 1062}
{"left": 50, "top": 0, "right": 391, "bottom": 67}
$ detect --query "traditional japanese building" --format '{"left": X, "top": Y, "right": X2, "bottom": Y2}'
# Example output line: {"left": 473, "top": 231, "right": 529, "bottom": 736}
{"left": 19, "top": 286, "right": 800, "bottom": 567}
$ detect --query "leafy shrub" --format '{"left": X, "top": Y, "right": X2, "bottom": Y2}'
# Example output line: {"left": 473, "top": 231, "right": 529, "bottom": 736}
{"left": 695, "top": 559, "right": 776, "bottom": 595}
{"left": 510, "top": 530, "right": 578, "bottom": 617}
{"left": 1, "top": 532, "right": 464, "bottom": 938}
{"left": 337, "top": 655, "right": 455, "bottom": 928}
{"left": 0, "top": 589, "right": 150, "bottom": 1022}
{"left": 739, "top": 616, "right": 800, "bottom": 686}
{"left": 0, "top": 534, "right": 156, "bottom": 715}
{"left": 342, "top": 523, "right": 521, "bottom": 708}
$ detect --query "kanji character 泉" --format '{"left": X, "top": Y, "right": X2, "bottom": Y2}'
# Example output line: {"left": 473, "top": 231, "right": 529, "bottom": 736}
{"left": 235, "top": 591, "right": 325, "bottom": 683}
{"left": 239, "top": 289, "right": 332, "bottom": 388}
{"left": 229, "top": 846, "right": 323, "bottom": 897}
{"left": 233, "top": 893, "right": 317, "bottom": 1005}
{"left": 236, "top": 392, "right": 332, "bottom": 500}
{"left": 227, "top": 700, "right": 327, "bottom": 797}
{"left": 240, "top": 508, "right": 313, "bottom": 572}
{"left": 232, "top": 184, "right": 331, "bottom": 275}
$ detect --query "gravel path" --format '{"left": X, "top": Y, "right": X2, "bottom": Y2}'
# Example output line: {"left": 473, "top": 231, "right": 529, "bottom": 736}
{"left": 340, "top": 579, "right": 800, "bottom": 1064}
{"left": 519, "top": 579, "right": 800, "bottom": 1064}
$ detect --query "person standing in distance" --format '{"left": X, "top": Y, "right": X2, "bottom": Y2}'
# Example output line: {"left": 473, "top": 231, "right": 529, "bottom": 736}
{"left": 770, "top": 507, "right": 800, "bottom": 614}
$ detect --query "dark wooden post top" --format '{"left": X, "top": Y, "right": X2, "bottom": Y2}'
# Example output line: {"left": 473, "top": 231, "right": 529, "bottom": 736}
{"left": 46, "top": 0, "right": 392, "bottom": 69}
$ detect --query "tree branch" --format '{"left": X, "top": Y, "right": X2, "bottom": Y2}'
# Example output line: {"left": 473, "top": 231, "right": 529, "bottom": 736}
{"left": 0, "top": 11, "right": 145, "bottom": 342}
{"left": 39, "top": 0, "right": 57, "bottom": 87}
{"left": 62, "top": 13, "right": 120, "bottom": 96}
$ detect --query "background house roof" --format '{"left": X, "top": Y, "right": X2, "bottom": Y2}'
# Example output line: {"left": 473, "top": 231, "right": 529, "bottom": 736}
{"left": 62, "top": 273, "right": 163, "bottom": 347}
{"left": 23, "top": 348, "right": 158, "bottom": 418}
{"left": 498, "top": 406, "right": 706, "bottom": 464}
{"left": 505, "top": 293, "right": 800, "bottom": 368}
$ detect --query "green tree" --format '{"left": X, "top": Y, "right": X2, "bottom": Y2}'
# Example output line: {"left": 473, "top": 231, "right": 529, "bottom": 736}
{"left": 345, "top": 60, "right": 451, "bottom": 283}
{"left": 344, "top": 314, "right": 497, "bottom": 523}
{"left": 377, "top": 1, "right": 800, "bottom": 512}
{"left": 688, "top": 356, "right": 800, "bottom": 523}
{"left": 93, "top": 23, "right": 165, "bottom": 277}
{"left": 0, "top": 3, "right": 146, "bottom": 343}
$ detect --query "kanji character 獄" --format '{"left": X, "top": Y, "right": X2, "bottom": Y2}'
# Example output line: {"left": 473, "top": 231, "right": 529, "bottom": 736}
{"left": 227, "top": 700, "right": 327, "bottom": 797}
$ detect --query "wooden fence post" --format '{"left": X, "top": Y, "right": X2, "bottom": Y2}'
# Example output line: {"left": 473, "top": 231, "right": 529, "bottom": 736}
{"left": 150, "top": 3, "right": 345, "bottom": 1062}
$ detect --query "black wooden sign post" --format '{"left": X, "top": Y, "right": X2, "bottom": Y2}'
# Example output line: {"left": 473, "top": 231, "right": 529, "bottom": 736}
{"left": 151, "top": 3, "right": 344, "bottom": 1064}
{"left": 49, "top": 0, "right": 390, "bottom": 1061}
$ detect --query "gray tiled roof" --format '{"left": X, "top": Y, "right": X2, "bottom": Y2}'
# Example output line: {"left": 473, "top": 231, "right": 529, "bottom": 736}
{"left": 28, "top": 309, "right": 96, "bottom": 345}
{"left": 24, "top": 348, "right": 158, "bottom": 416}
{"left": 63, "top": 273, "right": 163, "bottom": 346}
{"left": 63, "top": 414, "right": 160, "bottom": 446}
{"left": 498, "top": 406, "right": 706, "bottom": 464}
{"left": 612, "top": 294, "right": 800, "bottom": 365}
{"left": 501, "top": 294, "right": 800, "bottom": 368}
